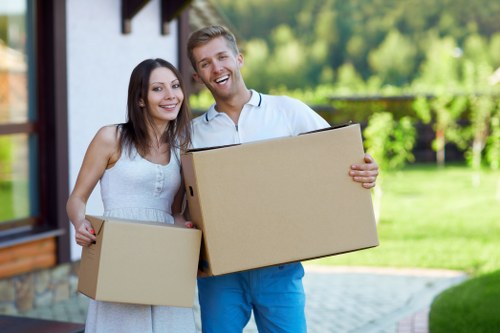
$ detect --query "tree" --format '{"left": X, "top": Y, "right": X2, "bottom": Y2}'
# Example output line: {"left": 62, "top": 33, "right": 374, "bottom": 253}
{"left": 241, "top": 39, "right": 270, "bottom": 91}
{"left": 413, "top": 94, "right": 467, "bottom": 166}
{"left": 368, "top": 29, "right": 417, "bottom": 85}
{"left": 486, "top": 104, "right": 500, "bottom": 201}
{"left": 363, "top": 112, "right": 416, "bottom": 222}
{"left": 412, "top": 35, "right": 461, "bottom": 91}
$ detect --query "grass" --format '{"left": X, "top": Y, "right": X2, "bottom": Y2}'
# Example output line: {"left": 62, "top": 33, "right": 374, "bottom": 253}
{"left": 313, "top": 163, "right": 500, "bottom": 275}
{"left": 429, "top": 270, "right": 500, "bottom": 333}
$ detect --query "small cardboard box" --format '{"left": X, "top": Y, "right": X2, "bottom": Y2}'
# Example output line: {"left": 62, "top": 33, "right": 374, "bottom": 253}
{"left": 181, "top": 123, "right": 378, "bottom": 276}
{"left": 78, "top": 215, "right": 202, "bottom": 307}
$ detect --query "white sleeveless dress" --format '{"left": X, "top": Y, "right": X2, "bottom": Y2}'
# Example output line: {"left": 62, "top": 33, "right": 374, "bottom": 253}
{"left": 84, "top": 146, "right": 196, "bottom": 333}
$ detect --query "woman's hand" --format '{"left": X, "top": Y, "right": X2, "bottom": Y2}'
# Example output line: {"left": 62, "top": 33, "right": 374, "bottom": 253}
{"left": 184, "top": 221, "right": 195, "bottom": 228}
{"left": 74, "top": 218, "right": 97, "bottom": 247}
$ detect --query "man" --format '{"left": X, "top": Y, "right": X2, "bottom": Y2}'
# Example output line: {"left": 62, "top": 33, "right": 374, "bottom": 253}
{"left": 187, "top": 25, "right": 379, "bottom": 333}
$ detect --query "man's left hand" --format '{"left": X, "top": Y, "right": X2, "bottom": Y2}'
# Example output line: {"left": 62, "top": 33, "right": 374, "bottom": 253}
{"left": 349, "top": 154, "right": 379, "bottom": 189}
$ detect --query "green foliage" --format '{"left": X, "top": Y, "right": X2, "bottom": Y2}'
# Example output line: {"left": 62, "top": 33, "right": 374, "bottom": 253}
{"left": 486, "top": 108, "right": 500, "bottom": 170}
{"left": 489, "top": 33, "right": 500, "bottom": 68}
{"left": 368, "top": 29, "right": 417, "bottom": 85}
{"left": 0, "top": 181, "right": 14, "bottom": 220}
{"left": 430, "top": 270, "right": 500, "bottom": 333}
{"left": 189, "top": 89, "right": 214, "bottom": 113}
{"left": 412, "top": 35, "right": 461, "bottom": 91}
{"left": 465, "top": 94, "right": 496, "bottom": 169}
{"left": 213, "top": 0, "right": 500, "bottom": 91}
{"left": 363, "top": 112, "right": 416, "bottom": 171}
{"left": 412, "top": 94, "right": 468, "bottom": 165}
{"left": 0, "top": 136, "right": 12, "bottom": 181}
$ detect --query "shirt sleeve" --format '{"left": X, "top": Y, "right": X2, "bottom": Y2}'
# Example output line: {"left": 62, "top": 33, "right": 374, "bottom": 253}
{"left": 281, "top": 96, "right": 330, "bottom": 135}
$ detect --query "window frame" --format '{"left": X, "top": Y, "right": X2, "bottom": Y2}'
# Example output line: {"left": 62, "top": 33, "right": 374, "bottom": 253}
{"left": 0, "top": 0, "right": 70, "bottom": 264}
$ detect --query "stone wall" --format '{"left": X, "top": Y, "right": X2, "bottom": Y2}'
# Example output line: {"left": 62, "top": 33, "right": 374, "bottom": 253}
{"left": 0, "top": 261, "right": 80, "bottom": 316}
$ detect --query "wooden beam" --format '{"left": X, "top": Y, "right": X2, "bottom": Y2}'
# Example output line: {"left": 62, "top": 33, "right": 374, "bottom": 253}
{"left": 122, "top": 0, "right": 150, "bottom": 34}
{"left": 160, "top": 0, "right": 193, "bottom": 35}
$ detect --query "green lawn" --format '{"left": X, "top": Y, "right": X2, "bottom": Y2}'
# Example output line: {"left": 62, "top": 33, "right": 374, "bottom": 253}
{"left": 430, "top": 269, "right": 500, "bottom": 333}
{"left": 314, "top": 163, "right": 500, "bottom": 275}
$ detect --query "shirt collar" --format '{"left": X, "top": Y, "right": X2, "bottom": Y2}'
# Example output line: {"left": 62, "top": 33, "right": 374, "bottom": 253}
{"left": 204, "top": 90, "right": 262, "bottom": 122}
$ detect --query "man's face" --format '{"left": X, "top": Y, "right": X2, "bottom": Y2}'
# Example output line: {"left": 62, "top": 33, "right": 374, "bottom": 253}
{"left": 192, "top": 36, "right": 244, "bottom": 100}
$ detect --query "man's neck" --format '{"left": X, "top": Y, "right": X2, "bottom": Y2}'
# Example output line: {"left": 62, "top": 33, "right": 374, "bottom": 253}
{"left": 214, "top": 88, "right": 252, "bottom": 125}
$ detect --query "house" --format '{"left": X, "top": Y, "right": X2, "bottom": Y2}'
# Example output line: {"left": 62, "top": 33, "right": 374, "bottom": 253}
{"left": 0, "top": 0, "right": 227, "bottom": 316}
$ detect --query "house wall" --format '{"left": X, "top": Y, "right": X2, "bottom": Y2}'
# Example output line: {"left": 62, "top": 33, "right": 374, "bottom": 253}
{"left": 66, "top": 0, "right": 180, "bottom": 260}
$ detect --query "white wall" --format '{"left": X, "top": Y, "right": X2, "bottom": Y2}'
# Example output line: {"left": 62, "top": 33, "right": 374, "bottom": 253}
{"left": 66, "top": 0, "right": 180, "bottom": 260}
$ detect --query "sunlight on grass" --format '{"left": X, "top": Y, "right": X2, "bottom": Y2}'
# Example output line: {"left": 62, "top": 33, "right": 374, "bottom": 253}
{"left": 314, "top": 164, "right": 500, "bottom": 275}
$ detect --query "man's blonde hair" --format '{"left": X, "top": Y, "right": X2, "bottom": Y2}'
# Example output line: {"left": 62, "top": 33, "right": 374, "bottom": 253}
{"left": 187, "top": 25, "right": 239, "bottom": 71}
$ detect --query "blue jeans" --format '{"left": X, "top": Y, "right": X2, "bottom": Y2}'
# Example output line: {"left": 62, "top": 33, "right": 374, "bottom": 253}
{"left": 197, "top": 262, "right": 306, "bottom": 333}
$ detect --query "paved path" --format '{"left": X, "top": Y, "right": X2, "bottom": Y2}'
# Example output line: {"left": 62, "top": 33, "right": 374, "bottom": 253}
{"left": 21, "top": 265, "right": 467, "bottom": 333}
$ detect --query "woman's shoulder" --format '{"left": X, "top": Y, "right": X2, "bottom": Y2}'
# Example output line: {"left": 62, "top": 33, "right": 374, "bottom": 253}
{"left": 89, "top": 124, "right": 122, "bottom": 158}
{"left": 94, "top": 125, "right": 120, "bottom": 143}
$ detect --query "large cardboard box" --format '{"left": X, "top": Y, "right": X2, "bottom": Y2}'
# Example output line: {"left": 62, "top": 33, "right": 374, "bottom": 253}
{"left": 181, "top": 123, "right": 378, "bottom": 276}
{"left": 78, "top": 215, "right": 202, "bottom": 307}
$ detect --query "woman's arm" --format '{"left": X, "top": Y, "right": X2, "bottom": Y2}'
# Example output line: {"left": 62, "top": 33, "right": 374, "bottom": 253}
{"left": 66, "top": 126, "right": 119, "bottom": 246}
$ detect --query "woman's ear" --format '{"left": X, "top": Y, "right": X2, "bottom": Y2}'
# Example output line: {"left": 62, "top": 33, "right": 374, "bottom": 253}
{"left": 138, "top": 99, "right": 145, "bottom": 107}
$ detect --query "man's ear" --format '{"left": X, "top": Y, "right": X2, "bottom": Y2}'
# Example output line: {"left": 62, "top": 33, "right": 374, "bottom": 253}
{"left": 237, "top": 53, "right": 244, "bottom": 68}
{"left": 192, "top": 72, "right": 203, "bottom": 84}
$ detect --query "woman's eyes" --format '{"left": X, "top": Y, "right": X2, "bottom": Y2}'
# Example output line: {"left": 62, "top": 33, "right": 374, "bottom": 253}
{"left": 151, "top": 83, "right": 180, "bottom": 91}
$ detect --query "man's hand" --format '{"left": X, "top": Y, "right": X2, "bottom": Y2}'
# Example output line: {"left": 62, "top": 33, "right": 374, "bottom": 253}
{"left": 349, "top": 153, "right": 379, "bottom": 189}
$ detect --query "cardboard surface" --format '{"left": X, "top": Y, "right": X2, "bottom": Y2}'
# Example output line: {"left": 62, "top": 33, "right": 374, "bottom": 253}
{"left": 78, "top": 215, "right": 202, "bottom": 307}
{"left": 182, "top": 123, "right": 378, "bottom": 276}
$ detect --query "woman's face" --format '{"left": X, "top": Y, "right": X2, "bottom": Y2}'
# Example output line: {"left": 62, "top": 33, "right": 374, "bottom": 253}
{"left": 145, "top": 67, "right": 184, "bottom": 125}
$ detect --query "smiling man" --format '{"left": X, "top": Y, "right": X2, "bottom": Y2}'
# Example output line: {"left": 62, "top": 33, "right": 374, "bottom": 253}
{"left": 186, "top": 25, "right": 379, "bottom": 333}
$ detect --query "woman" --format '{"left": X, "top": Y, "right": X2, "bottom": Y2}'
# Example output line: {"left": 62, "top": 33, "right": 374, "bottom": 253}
{"left": 67, "top": 58, "right": 196, "bottom": 333}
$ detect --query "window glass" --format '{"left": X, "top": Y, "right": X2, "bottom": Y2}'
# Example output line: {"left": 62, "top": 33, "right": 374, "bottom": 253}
{"left": 0, "top": 1, "right": 34, "bottom": 226}
{"left": 0, "top": 0, "right": 28, "bottom": 125}
{"left": 0, "top": 133, "right": 31, "bottom": 221}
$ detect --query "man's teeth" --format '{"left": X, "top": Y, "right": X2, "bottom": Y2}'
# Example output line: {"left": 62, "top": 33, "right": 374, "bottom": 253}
{"left": 215, "top": 75, "right": 229, "bottom": 83}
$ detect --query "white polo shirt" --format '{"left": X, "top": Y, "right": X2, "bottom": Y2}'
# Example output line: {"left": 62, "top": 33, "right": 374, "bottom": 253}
{"left": 191, "top": 90, "right": 329, "bottom": 149}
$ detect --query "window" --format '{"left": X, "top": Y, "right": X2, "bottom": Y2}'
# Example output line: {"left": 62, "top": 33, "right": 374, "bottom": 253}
{"left": 0, "top": 0, "right": 70, "bottom": 267}
{"left": 0, "top": 0, "right": 36, "bottom": 231}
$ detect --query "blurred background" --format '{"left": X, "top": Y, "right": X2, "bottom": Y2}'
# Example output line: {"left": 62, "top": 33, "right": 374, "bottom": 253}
{"left": 0, "top": 0, "right": 499, "bottom": 332}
